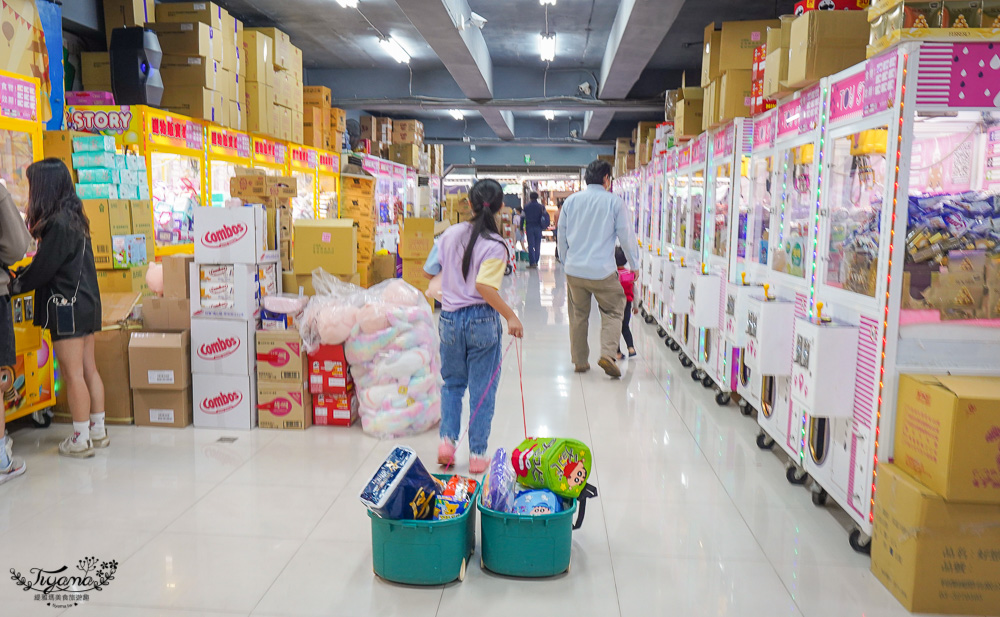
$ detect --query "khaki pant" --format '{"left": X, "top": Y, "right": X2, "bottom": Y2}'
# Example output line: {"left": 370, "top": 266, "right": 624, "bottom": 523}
{"left": 566, "top": 273, "right": 626, "bottom": 366}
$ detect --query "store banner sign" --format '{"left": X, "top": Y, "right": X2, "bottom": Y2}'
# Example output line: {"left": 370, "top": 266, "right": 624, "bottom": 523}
{"left": 318, "top": 151, "right": 340, "bottom": 173}
{"left": 67, "top": 105, "right": 145, "bottom": 150}
{"left": 291, "top": 146, "right": 318, "bottom": 169}
{"left": 713, "top": 124, "right": 735, "bottom": 160}
{"left": 915, "top": 42, "right": 1000, "bottom": 108}
{"left": 208, "top": 128, "right": 250, "bottom": 159}
{"left": 777, "top": 98, "right": 800, "bottom": 138}
{"left": 753, "top": 112, "right": 775, "bottom": 151}
{"left": 830, "top": 71, "right": 865, "bottom": 123}
{"left": 391, "top": 162, "right": 405, "bottom": 179}
{"left": 147, "top": 111, "right": 203, "bottom": 151}
{"left": 679, "top": 145, "right": 692, "bottom": 168}
{"left": 0, "top": 68, "right": 38, "bottom": 122}
{"left": 798, "top": 85, "right": 822, "bottom": 134}
{"left": 362, "top": 155, "right": 378, "bottom": 176}
{"left": 253, "top": 137, "right": 287, "bottom": 166}
{"left": 864, "top": 52, "right": 898, "bottom": 116}
{"left": 378, "top": 160, "right": 392, "bottom": 176}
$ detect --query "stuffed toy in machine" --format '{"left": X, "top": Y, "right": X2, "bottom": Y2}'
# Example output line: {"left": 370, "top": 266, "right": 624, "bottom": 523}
{"left": 511, "top": 437, "right": 593, "bottom": 499}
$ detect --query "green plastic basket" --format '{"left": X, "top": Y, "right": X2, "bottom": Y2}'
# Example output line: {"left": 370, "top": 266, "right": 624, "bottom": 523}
{"left": 368, "top": 474, "right": 479, "bottom": 585}
{"left": 478, "top": 484, "right": 599, "bottom": 578}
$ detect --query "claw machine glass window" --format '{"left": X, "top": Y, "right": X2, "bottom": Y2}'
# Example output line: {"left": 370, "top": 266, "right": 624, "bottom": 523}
{"left": 0, "top": 71, "right": 42, "bottom": 216}
{"left": 405, "top": 167, "right": 417, "bottom": 218}
{"left": 251, "top": 135, "right": 288, "bottom": 177}
{"left": 770, "top": 97, "right": 815, "bottom": 280}
{"left": 749, "top": 111, "right": 777, "bottom": 270}
{"left": 289, "top": 144, "right": 318, "bottom": 219}
{"left": 317, "top": 150, "right": 340, "bottom": 219}
{"left": 430, "top": 175, "right": 442, "bottom": 221}
{"left": 713, "top": 161, "right": 732, "bottom": 260}
{"left": 823, "top": 128, "right": 888, "bottom": 297}
{"left": 145, "top": 110, "right": 206, "bottom": 249}
{"left": 690, "top": 134, "right": 708, "bottom": 256}
{"left": 207, "top": 126, "right": 251, "bottom": 207}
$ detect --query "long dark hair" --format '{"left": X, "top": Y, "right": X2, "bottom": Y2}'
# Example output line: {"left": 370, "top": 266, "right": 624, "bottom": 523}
{"left": 25, "top": 158, "right": 90, "bottom": 238}
{"left": 462, "top": 179, "right": 507, "bottom": 280}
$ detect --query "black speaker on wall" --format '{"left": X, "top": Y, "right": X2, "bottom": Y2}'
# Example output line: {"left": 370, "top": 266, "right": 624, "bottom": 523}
{"left": 109, "top": 27, "right": 164, "bottom": 106}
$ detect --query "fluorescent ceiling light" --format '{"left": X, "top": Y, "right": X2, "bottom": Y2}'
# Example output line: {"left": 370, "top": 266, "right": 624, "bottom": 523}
{"left": 543, "top": 110, "right": 555, "bottom": 121}
{"left": 540, "top": 0, "right": 557, "bottom": 5}
{"left": 449, "top": 109, "right": 465, "bottom": 120}
{"left": 539, "top": 33, "right": 556, "bottom": 62}
{"left": 379, "top": 37, "right": 410, "bottom": 64}
{"left": 336, "top": 0, "right": 358, "bottom": 7}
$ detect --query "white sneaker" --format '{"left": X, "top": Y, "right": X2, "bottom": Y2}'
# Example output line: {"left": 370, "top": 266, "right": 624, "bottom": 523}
{"left": 59, "top": 436, "right": 95, "bottom": 459}
{"left": 0, "top": 458, "right": 26, "bottom": 485}
{"left": 90, "top": 428, "right": 110, "bottom": 449}
{"left": 4, "top": 430, "right": 11, "bottom": 461}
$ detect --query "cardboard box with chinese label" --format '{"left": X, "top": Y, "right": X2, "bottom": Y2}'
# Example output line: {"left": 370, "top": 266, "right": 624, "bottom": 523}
{"left": 257, "top": 382, "right": 312, "bottom": 430}
{"left": 399, "top": 217, "right": 435, "bottom": 259}
{"left": 307, "top": 344, "right": 352, "bottom": 394}
{"left": 894, "top": 374, "right": 1000, "bottom": 504}
{"left": 871, "top": 463, "right": 1000, "bottom": 616}
{"left": 293, "top": 219, "right": 357, "bottom": 276}
{"left": 313, "top": 389, "right": 358, "bottom": 427}
{"left": 256, "top": 330, "right": 307, "bottom": 383}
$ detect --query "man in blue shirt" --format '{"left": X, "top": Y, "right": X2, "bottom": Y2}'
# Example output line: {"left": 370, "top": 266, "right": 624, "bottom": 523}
{"left": 557, "top": 160, "right": 640, "bottom": 378}
{"left": 521, "top": 192, "right": 548, "bottom": 268}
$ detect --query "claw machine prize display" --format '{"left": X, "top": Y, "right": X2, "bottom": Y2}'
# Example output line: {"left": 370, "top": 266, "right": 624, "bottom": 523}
{"left": 658, "top": 148, "right": 679, "bottom": 327}
{"left": 207, "top": 126, "right": 251, "bottom": 207}
{"left": 1, "top": 70, "right": 53, "bottom": 425}
{"left": 675, "top": 133, "right": 708, "bottom": 359}
{"left": 802, "top": 43, "right": 1000, "bottom": 555}
{"left": 67, "top": 106, "right": 207, "bottom": 252}
{"left": 251, "top": 134, "right": 288, "bottom": 176}
{"left": 363, "top": 156, "right": 398, "bottom": 252}
{"left": 316, "top": 149, "right": 341, "bottom": 219}
{"left": 288, "top": 144, "right": 318, "bottom": 219}
{"left": 405, "top": 167, "right": 417, "bottom": 218}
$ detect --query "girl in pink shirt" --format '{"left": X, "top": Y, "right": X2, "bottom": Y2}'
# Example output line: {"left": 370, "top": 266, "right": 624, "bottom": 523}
{"left": 616, "top": 247, "right": 637, "bottom": 360}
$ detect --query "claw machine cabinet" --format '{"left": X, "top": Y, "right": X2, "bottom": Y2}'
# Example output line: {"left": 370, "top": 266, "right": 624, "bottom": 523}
{"left": 429, "top": 175, "right": 442, "bottom": 221}
{"left": 363, "top": 156, "right": 398, "bottom": 253}
{"left": 2, "top": 70, "right": 54, "bottom": 425}
{"left": 702, "top": 119, "right": 754, "bottom": 402}
{"left": 737, "top": 109, "right": 777, "bottom": 414}
{"left": 808, "top": 43, "right": 1000, "bottom": 549}
{"left": 316, "top": 149, "right": 340, "bottom": 218}
{"left": 658, "top": 148, "right": 680, "bottom": 329}
{"left": 405, "top": 167, "right": 417, "bottom": 219}
{"left": 288, "top": 144, "right": 319, "bottom": 219}
{"left": 649, "top": 155, "right": 667, "bottom": 323}
{"left": 675, "top": 133, "right": 708, "bottom": 362}
{"left": 389, "top": 162, "right": 406, "bottom": 252}
{"left": 251, "top": 134, "right": 288, "bottom": 177}
{"left": 206, "top": 126, "right": 251, "bottom": 207}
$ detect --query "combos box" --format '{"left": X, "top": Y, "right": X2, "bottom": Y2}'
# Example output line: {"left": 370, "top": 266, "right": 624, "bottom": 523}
{"left": 193, "top": 373, "right": 257, "bottom": 429}
{"left": 191, "top": 318, "right": 256, "bottom": 375}
{"left": 193, "top": 205, "right": 277, "bottom": 264}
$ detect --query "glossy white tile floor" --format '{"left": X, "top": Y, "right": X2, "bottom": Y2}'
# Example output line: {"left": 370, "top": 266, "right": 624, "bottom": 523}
{"left": 1, "top": 246, "right": 952, "bottom": 617}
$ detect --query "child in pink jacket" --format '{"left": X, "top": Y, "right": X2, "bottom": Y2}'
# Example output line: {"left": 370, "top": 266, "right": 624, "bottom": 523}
{"left": 616, "top": 247, "right": 637, "bottom": 359}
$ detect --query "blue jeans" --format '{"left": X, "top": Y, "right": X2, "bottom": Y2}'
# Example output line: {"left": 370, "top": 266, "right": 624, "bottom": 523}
{"left": 526, "top": 227, "right": 543, "bottom": 265}
{"left": 439, "top": 304, "right": 503, "bottom": 456}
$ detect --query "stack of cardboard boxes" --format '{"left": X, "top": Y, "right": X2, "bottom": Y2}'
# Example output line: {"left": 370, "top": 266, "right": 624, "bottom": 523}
{"left": 360, "top": 116, "right": 393, "bottom": 160}
{"left": 102, "top": 0, "right": 154, "bottom": 45}
{"left": 389, "top": 120, "right": 424, "bottom": 169}
{"left": 309, "top": 344, "right": 358, "bottom": 427}
{"left": 230, "top": 171, "right": 296, "bottom": 274}
{"left": 444, "top": 192, "right": 471, "bottom": 225}
{"left": 245, "top": 26, "right": 304, "bottom": 142}
{"left": 302, "top": 85, "right": 347, "bottom": 152}
{"left": 256, "top": 329, "right": 311, "bottom": 429}
{"left": 762, "top": 15, "right": 795, "bottom": 101}
{"left": 339, "top": 170, "right": 376, "bottom": 284}
{"left": 614, "top": 137, "right": 634, "bottom": 178}
{"left": 399, "top": 218, "right": 435, "bottom": 306}
{"left": 871, "top": 374, "right": 1000, "bottom": 616}
{"left": 750, "top": 44, "right": 776, "bottom": 115}
{"left": 673, "top": 73, "right": 704, "bottom": 141}
{"left": 189, "top": 202, "right": 280, "bottom": 429}
{"left": 700, "top": 20, "right": 771, "bottom": 130}
{"left": 635, "top": 122, "right": 658, "bottom": 167}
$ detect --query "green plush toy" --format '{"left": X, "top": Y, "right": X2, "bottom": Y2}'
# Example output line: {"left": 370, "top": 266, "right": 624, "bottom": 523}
{"left": 511, "top": 437, "right": 592, "bottom": 499}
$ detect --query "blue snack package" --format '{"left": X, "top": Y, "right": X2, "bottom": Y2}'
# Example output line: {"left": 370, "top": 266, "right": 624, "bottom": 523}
{"left": 512, "top": 488, "right": 562, "bottom": 516}
{"left": 359, "top": 446, "right": 439, "bottom": 520}
{"left": 482, "top": 448, "right": 516, "bottom": 512}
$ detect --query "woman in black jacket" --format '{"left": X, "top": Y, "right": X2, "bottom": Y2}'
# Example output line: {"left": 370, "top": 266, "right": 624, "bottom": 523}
{"left": 12, "top": 159, "right": 107, "bottom": 459}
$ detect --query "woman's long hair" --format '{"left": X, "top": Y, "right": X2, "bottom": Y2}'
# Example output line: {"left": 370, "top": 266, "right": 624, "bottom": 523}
{"left": 462, "top": 179, "right": 508, "bottom": 280}
{"left": 25, "top": 158, "right": 89, "bottom": 238}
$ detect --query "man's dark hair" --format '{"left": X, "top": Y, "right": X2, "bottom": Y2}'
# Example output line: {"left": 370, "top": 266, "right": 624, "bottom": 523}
{"left": 529, "top": 191, "right": 539, "bottom": 201}
{"left": 584, "top": 160, "right": 613, "bottom": 185}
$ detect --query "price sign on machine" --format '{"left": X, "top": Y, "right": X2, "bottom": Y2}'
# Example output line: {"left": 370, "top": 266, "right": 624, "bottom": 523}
{"left": 0, "top": 73, "right": 38, "bottom": 122}
{"left": 147, "top": 110, "right": 203, "bottom": 151}
{"left": 864, "top": 52, "right": 898, "bottom": 116}
{"left": 752, "top": 111, "right": 775, "bottom": 151}
{"left": 798, "top": 85, "right": 822, "bottom": 134}
{"left": 830, "top": 71, "right": 865, "bottom": 123}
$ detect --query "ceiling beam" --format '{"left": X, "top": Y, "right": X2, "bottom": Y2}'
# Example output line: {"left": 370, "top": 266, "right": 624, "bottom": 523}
{"left": 599, "top": 0, "right": 685, "bottom": 99}
{"left": 327, "top": 97, "right": 664, "bottom": 114}
{"left": 582, "top": 110, "right": 616, "bottom": 141}
{"left": 396, "top": 0, "right": 516, "bottom": 138}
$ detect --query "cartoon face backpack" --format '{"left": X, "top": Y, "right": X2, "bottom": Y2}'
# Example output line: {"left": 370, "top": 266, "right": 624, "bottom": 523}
{"left": 511, "top": 438, "right": 593, "bottom": 498}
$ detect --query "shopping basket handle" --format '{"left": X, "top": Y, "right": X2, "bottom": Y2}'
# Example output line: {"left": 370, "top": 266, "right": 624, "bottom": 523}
{"left": 572, "top": 483, "right": 598, "bottom": 531}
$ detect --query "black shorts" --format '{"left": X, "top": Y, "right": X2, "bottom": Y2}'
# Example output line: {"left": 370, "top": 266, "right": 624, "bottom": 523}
{"left": 1, "top": 295, "right": 14, "bottom": 367}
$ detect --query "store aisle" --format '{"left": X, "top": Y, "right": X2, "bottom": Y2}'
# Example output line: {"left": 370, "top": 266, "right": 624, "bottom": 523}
{"left": 0, "top": 248, "right": 934, "bottom": 617}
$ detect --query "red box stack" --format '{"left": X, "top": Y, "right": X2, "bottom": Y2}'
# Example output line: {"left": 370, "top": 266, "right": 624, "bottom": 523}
{"left": 307, "top": 344, "right": 358, "bottom": 426}
{"left": 751, "top": 44, "right": 776, "bottom": 115}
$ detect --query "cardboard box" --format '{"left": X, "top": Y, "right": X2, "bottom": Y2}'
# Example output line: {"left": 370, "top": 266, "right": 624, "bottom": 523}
{"left": 83, "top": 199, "right": 132, "bottom": 270}
{"left": 389, "top": 144, "right": 420, "bottom": 168}
{"left": 786, "top": 10, "right": 870, "bottom": 89}
{"left": 57, "top": 323, "right": 137, "bottom": 423}
{"left": 155, "top": 1, "right": 222, "bottom": 30}
{"left": 248, "top": 27, "right": 291, "bottom": 70}
{"left": 293, "top": 219, "right": 357, "bottom": 276}
{"left": 133, "top": 387, "right": 193, "bottom": 428}
{"left": 190, "top": 318, "right": 256, "bottom": 376}
{"left": 399, "top": 217, "right": 435, "bottom": 259}
{"left": 675, "top": 98, "right": 703, "bottom": 138}
{"left": 128, "top": 331, "right": 191, "bottom": 390}
{"left": 244, "top": 31, "right": 273, "bottom": 85}
{"left": 763, "top": 48, "right": 791, "bottom": 98}
{"left": 81, "top": 52, "right": 112, "bottom": 88}
{"left": 313, "top": 390, "right": 358, "bottom": 427}
{"left": 162, "top": 86, "right": 225, "bottom": 123}
{"left": 711, "top": 20, "right": 780, "bottom": 77}
{"left": 256, "top": 330, "right": 307, "bottom": 383}
{"left": 193, "top": 372, "right": 257, "bottom": 429}
{"left": 141, "top": 297, "right": 190, "bottom": 331}
{"left": 189, "top": 262, "right": 270, "bottom": 321}
{"left": 303, "top": 85, "right": 331, "bottom": 107}
{"left": 103, "top": 0, "right": 155, "bottom": 45}
{"left": 257, "top": 382, "right": 312, "bottom": 430}
{"left": 871, "top": 463, "right": 1000, "bottom": 616}
{"left": 159, "top": 55, "right": 219, "bottom": 88}
{"left": 193, "top": 204, "right": 273, "bottom": 264}
{"left": 330, "top": 107, "right": 347, "bottom": 133}
{"left": 894, "top": 374, "right": 1000, "bottom": 504}
{"left": 717, "top": 70, "right": 754, "bottom": 124}
{"left": 148, "top": 22, "right": 219, "bottom": 60}
{"left": 307, "top": 344, "right": 352, "bottom": 394}
{"left": 97, "top": 266, "right": 149, "bottom": 297}
{"left": 162, "top": 254, "right": 195, "bottom": 299}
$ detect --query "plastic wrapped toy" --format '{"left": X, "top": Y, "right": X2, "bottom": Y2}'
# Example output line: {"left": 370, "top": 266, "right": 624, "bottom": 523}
{"left": 359, "top": 446, "right": 439, "bottom": 520}
{"left": 481, "top": 448, "right": 517, "bottom": 512}
{"left": 511, "top": 438, "right": 593, "bottom": 499}
{"left": 512, "top": 488, "right": 562, "bottom": 516}
{"left": 434, "top": 475, "right": 478, "bottom": 520}
{"left": 146, "top": 262, "right": 164, "bottom": 296}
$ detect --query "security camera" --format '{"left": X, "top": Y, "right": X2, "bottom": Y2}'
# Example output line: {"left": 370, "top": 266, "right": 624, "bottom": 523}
{"left": 578, "top": 81, "right": 592, "bottom": 96}
{"left": 469, "top": 12, "right": 487, "bottom": 29}
{"left": 570, "top": 129, "right": 579, "bottom": 138}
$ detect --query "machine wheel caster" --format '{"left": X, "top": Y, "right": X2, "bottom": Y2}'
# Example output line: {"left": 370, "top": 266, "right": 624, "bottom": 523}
{"left": 665, "top": 336, "right": 673, "bottom": 347}
{"left": 640, "top": 308, "right": 648, "bottom": 319}
{"left": 669, "top": 341, "right": 680, "bottom": 352}
{"left": 811, "top": 488, "right": 828, "bottom": 506}
{"left": 690, "top": 368, "right": 702, "bottom": 381}
{"left": 657, "top": 326, "right": 667, "bottom": 338}
{"left": 738, "top": 399, "right": 753, "bottom": 416}
{"left": 755, "top": 432, "right": 775, "bottom": 450}
{"left": 680, "top": 355, "right": 693, "bottom": 368}
{"left": 849, "top": 529, "right": 872, "bottom": 555}
{"left": 702, "top": 375, "right": 714, "bottom": 388}
{"left": 715, "top": 392, "right": 731, "bottom": 406}
{"left": 458, "top": 558, "right": 467, "bottom": 582}
{"left": 31, "top": 409, "right": 53, "bottom": 428}
{"left": 786, "top": 466, "right": 810, "bottom": 485}
{"left": 644, "top": 314, "right": 655, "bottom": 324}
